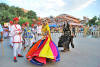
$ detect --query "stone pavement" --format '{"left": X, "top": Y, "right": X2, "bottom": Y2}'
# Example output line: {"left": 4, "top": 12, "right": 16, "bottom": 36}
{"left": 0, "top": 33, "right": 100, "bottom": 67}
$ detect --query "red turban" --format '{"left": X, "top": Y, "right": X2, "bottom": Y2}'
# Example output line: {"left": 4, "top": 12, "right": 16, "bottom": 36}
{"left": 25, "top": 22, "right": 29, "bottom": 24}
{"left": 13, "top": 17, "right": 19, "bottom": 21}
{"left": 22, "top": 24, "right": 25, "bottom": 26}
{"left": 9, "top": 21, "right": 13, "bottom": 24}
{"left": 31, "top": 24, "right": 34, "bottom": 27}
{"left": 37, "top": 22, "right": 41, "bottom": 25}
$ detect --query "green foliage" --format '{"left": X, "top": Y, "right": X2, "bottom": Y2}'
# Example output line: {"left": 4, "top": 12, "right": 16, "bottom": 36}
{"left": 88, "top": 16, "right": 97, "bottom": 25}
{"left": 19, "top": 17, "right": 33, "bottom": 26}
{"left": 15, "top": 7, "right": 25, "bottom": 17}
{"left": 96, "top": 20, "right": 100, "bottom": 25}
{"left": 26, "top": 10, "right": 37, "bottom": 19}
{"left": 0, "top": 3, "right": 37, "bottom": 25}
{"left": 87, "top": 16, "right": 99, "bottom": 26}
{"left": 8, "top": 6, "right": 17, "bottom": 16}
{"left": 0, "top": 3, "right": 9, "bottom": 10}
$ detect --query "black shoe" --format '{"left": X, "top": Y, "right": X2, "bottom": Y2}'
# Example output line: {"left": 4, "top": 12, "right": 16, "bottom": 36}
{"left": 71, "top": 44, "right": 74, "bottom": 48}
{"left": 14, "top": 59, "right": 17, "bottom": 62}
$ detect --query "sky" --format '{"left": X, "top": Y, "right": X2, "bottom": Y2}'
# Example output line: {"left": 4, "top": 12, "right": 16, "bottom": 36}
{"left": 0, "top": 0, "right": 100, "bottom": 19}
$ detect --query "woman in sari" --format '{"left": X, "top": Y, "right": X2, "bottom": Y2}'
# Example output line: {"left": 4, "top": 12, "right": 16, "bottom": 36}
{"left": 26, "top": 19, "right": 60, "bottom": 65}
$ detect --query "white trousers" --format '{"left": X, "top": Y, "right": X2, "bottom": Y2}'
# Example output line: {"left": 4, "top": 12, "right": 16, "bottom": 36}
{"left": 9, "top": 36, "right": 13, "bottom": 46}
{"left": 13, "top": 43, "right": 22, "bottom": 57}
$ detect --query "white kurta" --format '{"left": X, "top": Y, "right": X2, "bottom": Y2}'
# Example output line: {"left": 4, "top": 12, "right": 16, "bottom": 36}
{"left": 11, "top": 24, "right": 23, "bottom": 43}
{"left": 37, "top": 26, "right": 42, "bottom": 34}
{"left": 36, "top": 26, "right": 42, "bottom": 41}
{"left": 9, "top": 25, "right": 13, "bottom": 46}
{"left": 9, "top": 25, "right": 13, "bottom": 36}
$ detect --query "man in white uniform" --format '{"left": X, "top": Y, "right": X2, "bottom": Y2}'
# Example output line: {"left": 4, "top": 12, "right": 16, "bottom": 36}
{"left": 37, "top": 22, "right": 42, "bottom": 41}
{"left": 31, "top": 24, "right": 35, "bottom": 43}
{"left": 11, "top": 17, "right": 23, "bottom": 62}
{"left": 9, "top": 21, "right": 13, "bottom": 47}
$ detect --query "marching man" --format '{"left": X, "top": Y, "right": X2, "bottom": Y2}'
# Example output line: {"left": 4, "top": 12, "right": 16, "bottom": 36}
{"left": 11, "top": 17, "right": 23, "bottom": 62}
{"left": 24, "top": 22, "right": 34, "bottom": 49}
{"left": 37, "top": 22, "right": 42, "bottom": 41}
{"left": 31, "top": 24, "right": 35, "bottom": 43}
{"left": 9, "top": 21, "right": 13, "bottom": 48}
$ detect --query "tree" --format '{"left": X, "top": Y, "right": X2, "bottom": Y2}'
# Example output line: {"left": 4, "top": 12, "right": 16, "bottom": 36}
{"left": 16, "top": 7, "right": 25, "bottom": 17}
{"left": 0, "top": 10, "right": 10, "bottom": 22}
{"left": 96, "top": 16, "right": 100, "bottom": 25}
{"left": 26, "top": 10, "right": 37, "bottom": 19}
{"left": 96, "top": 21, "right": 100, "bottom": 25}
{"left": 8, "top": 6, "right": 17, "bottom": 16}
{"left": 0, "top": 3, "right": 38, "bottom": 24}
{"left": 88, "top": 16, "right": 97, "bottom": 26}
{"left": 98, "top": 15, "right": 100, "bottom": 20}
{"left": 0, "top": 3, "right": 9, "bottom": 10}
{"left": 19, "top": 17, "right": 32, "bottom": 25}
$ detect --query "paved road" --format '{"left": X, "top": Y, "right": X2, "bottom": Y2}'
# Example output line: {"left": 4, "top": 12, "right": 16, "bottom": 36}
{"left": 0, "top": 33, "right": 100, "bottom": 67}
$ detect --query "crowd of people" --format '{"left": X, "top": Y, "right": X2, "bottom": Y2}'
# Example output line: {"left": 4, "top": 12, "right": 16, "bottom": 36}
{"left": 0, "top": 17, "right": 61, "bottom": 65}
{"left": 70, "top": 25, "right": 100, "bottom": 38}
{"left": 50, "top": 24, "right": 100, "bottom": 38}
{"left": 1, "top": 17, "right": 99, "bottom": 65}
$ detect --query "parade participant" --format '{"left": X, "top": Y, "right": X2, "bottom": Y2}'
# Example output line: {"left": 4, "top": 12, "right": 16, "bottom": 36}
{"left": 75, "top": 26, "right": 79, "bottom": 37}
{"left": 0, "top": 24, "right": 3, "bottom": 41}
{"left": 22, "top": 23, "right": 25, "bottom": 30}
{"left": 58, "top": 22, "right": 74, "bottom": 52}
{"left": 3, "top": 26, "right": 9, "bottom": 39}
{"left": 24, "top": 22, "right": 34, "bottom": 48}
{"left": 37, "top": 22, "right": 42, "bottom": 41}
{"left": 31, "top": 24, "right": 35, "bottom": 34}
{"left": 11, "top": 17, "right": 23, "bottom": 62}
{"left": 9, "top": 21, "right": 13, "bottom": 47}
{"left": 33, "top": 24, "right": 37, "bottom": 40}
{"left": 83, "top": 25, "right": 88, "bottom": 37}
{"left": 26, "top": 19, "right": 60, "bottom": 65}
{"left": 31, "top": 24, "right": 35, "bottom": 43}
{"left": 72, "top": 26, "right": 76, "bottom": 37}
{"left": 22, "top": 23, "right": 25, "bottom": 45}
